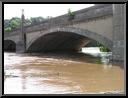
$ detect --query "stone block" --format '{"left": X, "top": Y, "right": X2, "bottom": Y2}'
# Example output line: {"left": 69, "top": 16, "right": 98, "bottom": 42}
{"left": 113, "top": 26, "right": 124, "bottom": 40}
{"left": 113, "top": 4, "right": 125, "bottom": 15}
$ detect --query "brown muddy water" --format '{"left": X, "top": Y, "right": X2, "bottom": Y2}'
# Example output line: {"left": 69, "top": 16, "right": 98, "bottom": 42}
{"left": 4, "top": 51, "right": 124, "bottom": 94}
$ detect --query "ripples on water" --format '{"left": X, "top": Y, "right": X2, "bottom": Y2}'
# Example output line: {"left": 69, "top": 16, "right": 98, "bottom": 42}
{"left": 4, "top": 49, "right": 124, "bottom": 94}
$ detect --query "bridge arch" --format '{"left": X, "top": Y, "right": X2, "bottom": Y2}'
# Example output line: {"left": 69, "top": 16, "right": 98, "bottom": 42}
{"left": 26, "top": 27, "right": 113, "bottom": 52}
{"left": 4, "top": 40, "right": 16, "bottom": 51}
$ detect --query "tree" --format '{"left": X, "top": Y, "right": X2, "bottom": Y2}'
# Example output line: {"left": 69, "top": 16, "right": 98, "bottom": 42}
{"left": 9, "top": 17, "right": 21, "bottom": 29}
{"left": 97, "top": 42, "right": 110, "bottom": 52}
{"left": 68, "top": 8, "right": 75, "bottom": 20}
{"left": 4, "top": 27, "right": 12, "bottom": 32}
{"left": 4, "top": 16, "right": 46, "bottom": 32}
{"left": 30, "top": 17, "right": 45, "bottom": 25}
{"left": 4, "top": 17, "right": 21, "bottom": 32}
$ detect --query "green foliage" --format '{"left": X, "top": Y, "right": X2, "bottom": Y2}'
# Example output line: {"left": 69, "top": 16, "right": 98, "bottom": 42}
{"left": 30, "top": 17, "right": 45, "bottom": 24}
{"left": 68, "top": 8, "right": 75, "bottom": 20}
{"left": 97, "top": 42, "right": 110, "bottom": 52}
{"left": 4, "top": 16, "right": 45, "bottom": 32}
{"left": 99, "top": 46, "right": 109, "bottom": 52}
{"left": 4, "top": 17, "right": 21, "bottom": 32}
{"left": 9, "top": 17, "right": 21, "bottom": 29}
{"left": 86, "top": 41, "right": 110, "bottom": 52}
{"left": 5, "top": 27, "right": 12, "bottom": 32}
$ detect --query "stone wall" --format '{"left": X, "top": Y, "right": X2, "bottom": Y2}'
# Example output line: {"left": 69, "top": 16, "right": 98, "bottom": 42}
{"left": 112, "top": 4, "right": 125, "bottom": 61}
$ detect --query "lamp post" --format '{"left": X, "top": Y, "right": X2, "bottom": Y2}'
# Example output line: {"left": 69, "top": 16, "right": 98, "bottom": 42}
{"left": 21, "top": 9, "right": 24, "bottom": 35}
{"left": 16, "top": 9, "right": 26, "bottom": 53}
{"left": 21, "top": 9, "right": 26, "bottom": 52}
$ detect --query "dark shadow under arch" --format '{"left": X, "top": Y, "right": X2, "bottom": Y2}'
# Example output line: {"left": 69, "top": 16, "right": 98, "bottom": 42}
{"left": 26, "top": 27, "right": 112, "bottom": 53}
{"left": 4, "top": 40, "right": 16, "bottom": 52}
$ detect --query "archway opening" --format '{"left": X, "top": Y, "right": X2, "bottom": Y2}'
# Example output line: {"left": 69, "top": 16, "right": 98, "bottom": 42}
{"left": 27, "top": 27, "right": 112, "bottom": 53}
{"left": 27, "top": 31, "right": 91, "bottom": 53}
{"left": 82, "top": 39, "right": 111, "bottom": 52}
{"left": 4, "top": 40, "right": 16, "bottom": 52}
{"left": 26, "top": 28, "right": 112, "bottom": 64}
{"left": 81, "top": 39, "right": 112, "bottom": 64}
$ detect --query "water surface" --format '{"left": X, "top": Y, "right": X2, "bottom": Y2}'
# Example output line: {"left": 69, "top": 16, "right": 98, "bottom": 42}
{"left": 4, "top": 50, "right": 124, "bottom": 94}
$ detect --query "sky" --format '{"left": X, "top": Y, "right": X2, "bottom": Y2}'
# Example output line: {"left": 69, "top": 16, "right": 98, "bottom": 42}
{"left": 4, "top": 4, "right": 94, "bottom": 20}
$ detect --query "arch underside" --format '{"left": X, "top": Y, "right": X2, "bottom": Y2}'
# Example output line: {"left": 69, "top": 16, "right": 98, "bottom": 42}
{"left": 4, "top": 40, "right": 16, "bottom": 51}
{"left": 27, "top": 32, "right": 90, "bottom": 52}
{"left": 27, "top": 27, "right": 112, "bottom": 53}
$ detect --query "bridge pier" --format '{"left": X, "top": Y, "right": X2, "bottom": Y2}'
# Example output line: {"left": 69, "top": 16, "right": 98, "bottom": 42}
{"left": 16, "top": 41, "right": 26, "bottom": 53}
{"left": 112, "top": 4, "right": 125, "bottom": 62}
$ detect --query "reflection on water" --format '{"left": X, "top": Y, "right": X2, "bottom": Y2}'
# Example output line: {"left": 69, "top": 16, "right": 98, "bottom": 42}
{"left": 4, "top": 48, "right": 124, "bottom": 94}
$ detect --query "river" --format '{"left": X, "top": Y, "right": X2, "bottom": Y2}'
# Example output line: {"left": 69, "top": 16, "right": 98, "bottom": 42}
{"left": 4, "top": 47, "right": 124, "bottom": 94}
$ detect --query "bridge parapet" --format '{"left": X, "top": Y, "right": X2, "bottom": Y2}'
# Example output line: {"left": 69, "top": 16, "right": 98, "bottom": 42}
{"left": 4, "top": 4, "right": 113, "bottom": 37}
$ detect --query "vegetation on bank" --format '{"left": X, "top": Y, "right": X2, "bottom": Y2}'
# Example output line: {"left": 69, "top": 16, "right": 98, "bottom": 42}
{"left": 4, "top": 16, "right": 52, "bottom": 32}
{"left": 86, "top": 40, "right": 110, "bottom": 52}
{"left": 99, "top": 45, "right": 110, "bottom": 52}
{"left": 97, "top": 42, "right": 110, "bottom": 52}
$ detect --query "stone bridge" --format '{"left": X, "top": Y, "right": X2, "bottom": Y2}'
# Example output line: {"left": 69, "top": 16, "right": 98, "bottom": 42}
{"left": 4, "top": 4, "right": 125, "bottom": 61}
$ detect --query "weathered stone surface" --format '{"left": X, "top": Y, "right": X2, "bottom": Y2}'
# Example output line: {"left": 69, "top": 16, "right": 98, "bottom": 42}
{"left": 27, "top": 27, "right": 112, "bottom": 51}
{"left": 4, "top": 4, "right": 125, "bottom": 61}
{"left": 112, "top": 4, "right": 125, "bottom": 61}
{"left": 26, "top": 27, "right": 112, "bottom": 52}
